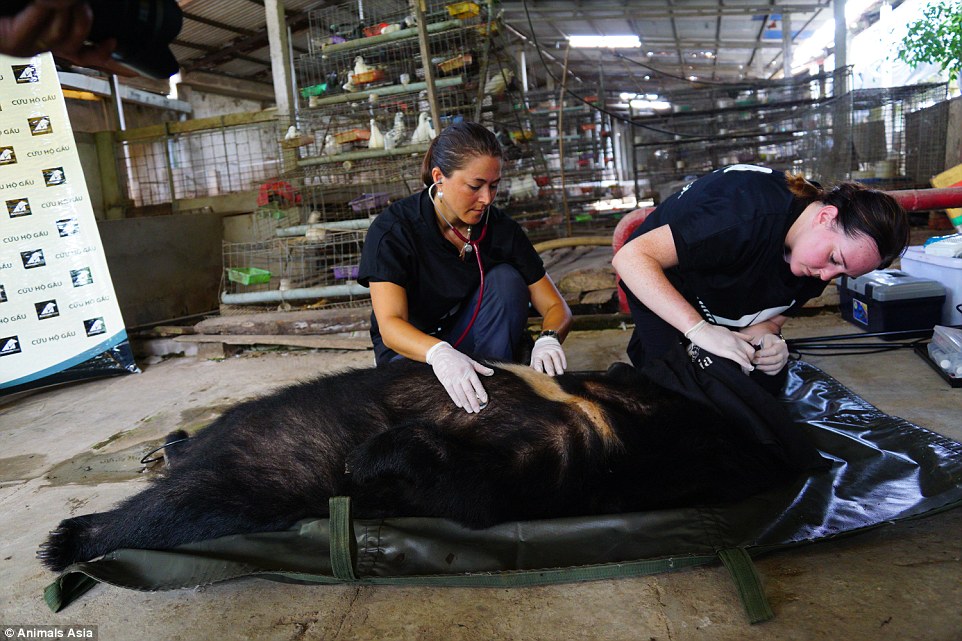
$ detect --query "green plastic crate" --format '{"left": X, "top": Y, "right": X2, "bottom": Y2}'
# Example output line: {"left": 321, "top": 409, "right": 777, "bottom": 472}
{"left": 227, "top": 267, "right": 271, "bottom": 285}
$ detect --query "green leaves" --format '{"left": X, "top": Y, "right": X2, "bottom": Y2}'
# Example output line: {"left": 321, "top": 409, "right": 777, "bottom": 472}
{"left": 896, "top": 0, "right": 962, "bottom": 81}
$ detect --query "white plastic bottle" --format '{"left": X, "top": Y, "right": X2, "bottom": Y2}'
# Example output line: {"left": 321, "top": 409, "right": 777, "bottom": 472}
{"left": 928, "top": 343, "right": 962, "bottom": 378}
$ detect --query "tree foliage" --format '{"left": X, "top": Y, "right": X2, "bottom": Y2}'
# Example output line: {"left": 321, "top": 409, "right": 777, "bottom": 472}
{"left": 897, "top": 0, "right": 962, "bottom": 81}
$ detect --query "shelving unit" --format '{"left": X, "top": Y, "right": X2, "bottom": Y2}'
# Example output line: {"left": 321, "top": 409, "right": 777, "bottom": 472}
{"left": 292, "top": 0, "right": 488, "bottom": 223}
{"left": 219, "top": 0, "right": 496, "bottom": 309}
{"left": 630, "top": 73, "right": 949, "bottom": 200}
{"left": 490, "top": 85, "right": 621, "bottom": 241}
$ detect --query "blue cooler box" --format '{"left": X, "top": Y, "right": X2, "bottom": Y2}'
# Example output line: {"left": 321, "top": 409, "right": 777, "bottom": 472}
{"left": 839, "top": 270, "right": 945, "bottom": 334}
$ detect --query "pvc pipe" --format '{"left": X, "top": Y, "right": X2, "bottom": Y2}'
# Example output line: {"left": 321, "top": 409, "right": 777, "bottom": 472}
{"left": 276, "top": 218, "right": 372, "bottom": 236}
{"left": 221, "top": 283, "right": 368, "bottom": 305}
{"left": 884, "top": 187, "right": 962, "bottom": 212}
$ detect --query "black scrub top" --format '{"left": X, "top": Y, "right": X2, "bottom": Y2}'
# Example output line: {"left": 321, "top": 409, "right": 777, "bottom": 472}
{"left": 625, "top": 165, "right": 827, "bottom": 328}
{"left": 358, "top": 189, "right": 545, "bottom": 364}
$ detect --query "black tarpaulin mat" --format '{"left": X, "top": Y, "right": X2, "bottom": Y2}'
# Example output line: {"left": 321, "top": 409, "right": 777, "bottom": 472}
{"left": 45, "top": 360, "right": 962, "bottom": 619}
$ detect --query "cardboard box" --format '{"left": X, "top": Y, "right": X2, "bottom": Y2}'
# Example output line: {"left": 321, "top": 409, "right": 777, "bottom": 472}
{"left": 839, "top": 269, "right": 945, "bottom": 334}
{"left": 900, "top": 246, "right": 962, "bottom": 326}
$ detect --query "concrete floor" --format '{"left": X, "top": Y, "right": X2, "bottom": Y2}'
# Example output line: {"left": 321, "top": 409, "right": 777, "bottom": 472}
{"left": 1, "top": 313, "right": 960, "bottom": 640}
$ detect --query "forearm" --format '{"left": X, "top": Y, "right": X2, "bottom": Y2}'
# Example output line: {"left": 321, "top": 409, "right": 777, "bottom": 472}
{"left": 377, "top": 315, "right": 441, "bottom": 362}
{"left": 613, "top": 251, "right": 703, "bottom": 335}
{"left": 539, "top": 301, "right": 572, "bottom": 341}
{"left": 742, "top": 315, "right": 787, "bottom": 339}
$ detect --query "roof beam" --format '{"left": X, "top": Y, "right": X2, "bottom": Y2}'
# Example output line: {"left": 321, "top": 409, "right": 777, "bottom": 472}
{"left": 500, "top": 2, "right": 831, "bottom": 18}
{"left": 179, "top": 9, "right": 309, "bottom": 73}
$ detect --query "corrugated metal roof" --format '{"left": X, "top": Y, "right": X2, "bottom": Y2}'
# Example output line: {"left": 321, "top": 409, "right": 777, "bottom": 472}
{"left": 163, "top": 0, "right": 862, "bottom": 93}
{"left": 172, "top": 0, "right": 324, "bottom": 83}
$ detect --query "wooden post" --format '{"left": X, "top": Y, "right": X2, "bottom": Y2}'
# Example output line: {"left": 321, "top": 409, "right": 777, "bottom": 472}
{"left": 94, "top": 131, "right": 125, "bottom": 220}
{"left": 414, "top": 0, "right": 442, "bottom": 134}
{"left": 559, "top": 43, "right": 571, "bottom": 237}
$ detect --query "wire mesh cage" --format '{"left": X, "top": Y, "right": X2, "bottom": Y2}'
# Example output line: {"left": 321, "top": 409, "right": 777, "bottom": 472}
{"left": 485, "top": 81, "right": 621, "bottom": 241}
{"left": 299, "top": 0, "right": 483, "bottom": 110}
{"left": 116, "top": 119, "right": 284, "bottom": 208}
{"left": 222, "top": 230, "right": 367, "bottom": 299}
{"left": 849, "top": 83, "right": 949, "bottom": 189}
{"left": 632, "top": 72, "right": 845, "bottom": 198}
{"left": 293, "top": 0, "right": 488, "bottom": 227}
{"left": 631, "top": 73, "right": 950, "bottom": 198}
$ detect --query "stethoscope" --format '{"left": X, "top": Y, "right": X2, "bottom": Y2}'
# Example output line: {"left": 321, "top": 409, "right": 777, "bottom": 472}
{"left": 429, "top": 179, "right": 490, "bottom": 348}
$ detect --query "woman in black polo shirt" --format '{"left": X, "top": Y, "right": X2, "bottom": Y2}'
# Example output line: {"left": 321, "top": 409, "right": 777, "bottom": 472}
{"left": 612, "top": 164, "right": 910, "bottom": 380}
{"left": 358, "top": 122, "right": 572, "bottom": 413}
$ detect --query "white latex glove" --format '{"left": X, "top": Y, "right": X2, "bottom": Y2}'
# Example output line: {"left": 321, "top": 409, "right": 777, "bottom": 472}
{"left": 751, "top": 333, "right": 789, "bottom": 375}
{"left": 685, "top": 320, "right": 756, "bottom": 374}
{"left": 530, "top": 335, "right": 567, "bottom": 376}
{"left": 425, "top": 341, "right": 494, "bottom": 413}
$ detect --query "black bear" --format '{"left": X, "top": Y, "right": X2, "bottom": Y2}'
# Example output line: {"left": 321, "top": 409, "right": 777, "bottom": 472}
{"left": 38, "top": 359, "right": 808, "bottom": 572}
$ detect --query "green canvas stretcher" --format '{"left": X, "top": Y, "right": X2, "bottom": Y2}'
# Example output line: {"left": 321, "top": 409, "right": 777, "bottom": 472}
{"left": 44, "top": 360, "right": 962, "bottom": 623}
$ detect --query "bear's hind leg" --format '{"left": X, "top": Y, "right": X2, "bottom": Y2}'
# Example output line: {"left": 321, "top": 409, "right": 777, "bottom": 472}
{"left": 38, "top": 477, "right": 308, "bottom": 572}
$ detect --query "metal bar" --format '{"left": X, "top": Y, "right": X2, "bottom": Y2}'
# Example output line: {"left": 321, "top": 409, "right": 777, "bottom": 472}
{"left": 318, "top": 20, "right": 461, "bottom": 55}
{"left": 298, "top": 142, "right": 431, "bottom": 167}
{"left": 221, "top": 283, "right": 369, "bottom": 305}
{"left": 276, "top": 219, "right": 373, "bottom": 237}
{"left": 500, "top": 2, "right": 831, "bottom": 17}
{"left": 306, "top": 76, "right": 463, "bottom": 108}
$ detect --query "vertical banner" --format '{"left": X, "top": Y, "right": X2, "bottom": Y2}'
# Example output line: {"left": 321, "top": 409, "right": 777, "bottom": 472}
{"left": 0, "top": 53, "right": 138, "bottom": 395}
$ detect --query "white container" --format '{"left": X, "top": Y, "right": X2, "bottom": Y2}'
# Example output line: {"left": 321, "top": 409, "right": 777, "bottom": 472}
{"left": 900, "top": 246, "right": 962, "bottom": 325}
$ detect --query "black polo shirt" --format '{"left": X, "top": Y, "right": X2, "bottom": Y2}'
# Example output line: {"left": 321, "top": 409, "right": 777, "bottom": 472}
{"left": 625, "top": 165, "right": 826, "bottom": 327}
{"left": 358, "top": 190, "right": 545, "bottom": 363}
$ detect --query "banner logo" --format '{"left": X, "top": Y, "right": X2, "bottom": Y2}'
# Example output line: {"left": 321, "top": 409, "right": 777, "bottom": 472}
{"left": 21, "top": 248, "right": 46, "bottom": 269}
{"left": 6, "top": 198, "right": 30, "bottom": 218}
{"left": 27, "top": 115, "right": 53, "bottom": 136}
{"left": 56, "top": 218, "right": 80, "bottom": 237}
{"left": 42, "top": 167, "right": 66, "bottom": 186}
{"left": 35, "top": 299, "right": 60, "bottom": 320}
{"left": 0, "top": 335, "right": 22, "bottom": 356}
{"left": 84, "top": 317, "right": 106, "bottom": 336}
{"left": 0, "top": 146, "right": 16, "bottom": 166}
{"left": 70, "top": 267, "right": 93, "bottom": 287}
{"left": 0, "top": 283, "right": 7, "bottom": 303}
{"left": 12, "top": 64, "right": 40, "bottom": 83}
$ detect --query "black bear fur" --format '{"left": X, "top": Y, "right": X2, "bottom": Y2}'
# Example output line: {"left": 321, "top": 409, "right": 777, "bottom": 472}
{"left": 38, "top": 360, "right": 798, "bottom": 572}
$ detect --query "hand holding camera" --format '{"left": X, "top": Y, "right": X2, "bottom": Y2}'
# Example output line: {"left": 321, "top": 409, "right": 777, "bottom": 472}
{"left": 0, "top": 0, "right": 182, "bottom": 79}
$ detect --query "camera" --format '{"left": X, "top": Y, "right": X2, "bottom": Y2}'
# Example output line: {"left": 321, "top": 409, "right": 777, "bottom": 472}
{"left": 1, "top": 0, "right": 183, "bottom": 79}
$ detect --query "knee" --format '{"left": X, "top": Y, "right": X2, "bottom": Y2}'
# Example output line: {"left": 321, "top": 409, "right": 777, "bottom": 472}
{"left": 485, "top": 264, "right": 527, "bottom": 295}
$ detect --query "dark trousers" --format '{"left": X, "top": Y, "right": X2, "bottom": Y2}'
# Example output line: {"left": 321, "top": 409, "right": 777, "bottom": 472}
{"left": 623, "top": 283, "right": 681, "bottom": 369}
{"left": 386, "top": 263, "right": 530, "bottom": 364}
{"left": 444, "top": 263, "right": 530, "bottom": 361}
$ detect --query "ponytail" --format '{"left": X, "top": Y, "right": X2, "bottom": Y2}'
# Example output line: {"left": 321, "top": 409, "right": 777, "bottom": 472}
{"left": 420, "top": 136, "right": 442, "bottom": 187}
{"left": 784, "top": 171, "right": 823, "bottom": 202}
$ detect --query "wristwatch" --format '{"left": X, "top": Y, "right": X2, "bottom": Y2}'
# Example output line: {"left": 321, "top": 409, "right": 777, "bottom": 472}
{"left": 539, "top": 330, "right": 559, "bottom": 339}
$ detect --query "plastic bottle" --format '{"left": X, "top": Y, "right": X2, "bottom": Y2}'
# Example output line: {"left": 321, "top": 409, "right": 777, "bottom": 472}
{"left": 928, "top": 343, "right": 962, "bottom": 378}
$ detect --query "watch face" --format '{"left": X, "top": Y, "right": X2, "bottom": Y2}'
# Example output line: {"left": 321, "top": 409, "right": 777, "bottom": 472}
{"left": 540, "top": 330, "right": 558, "bottom": 338}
